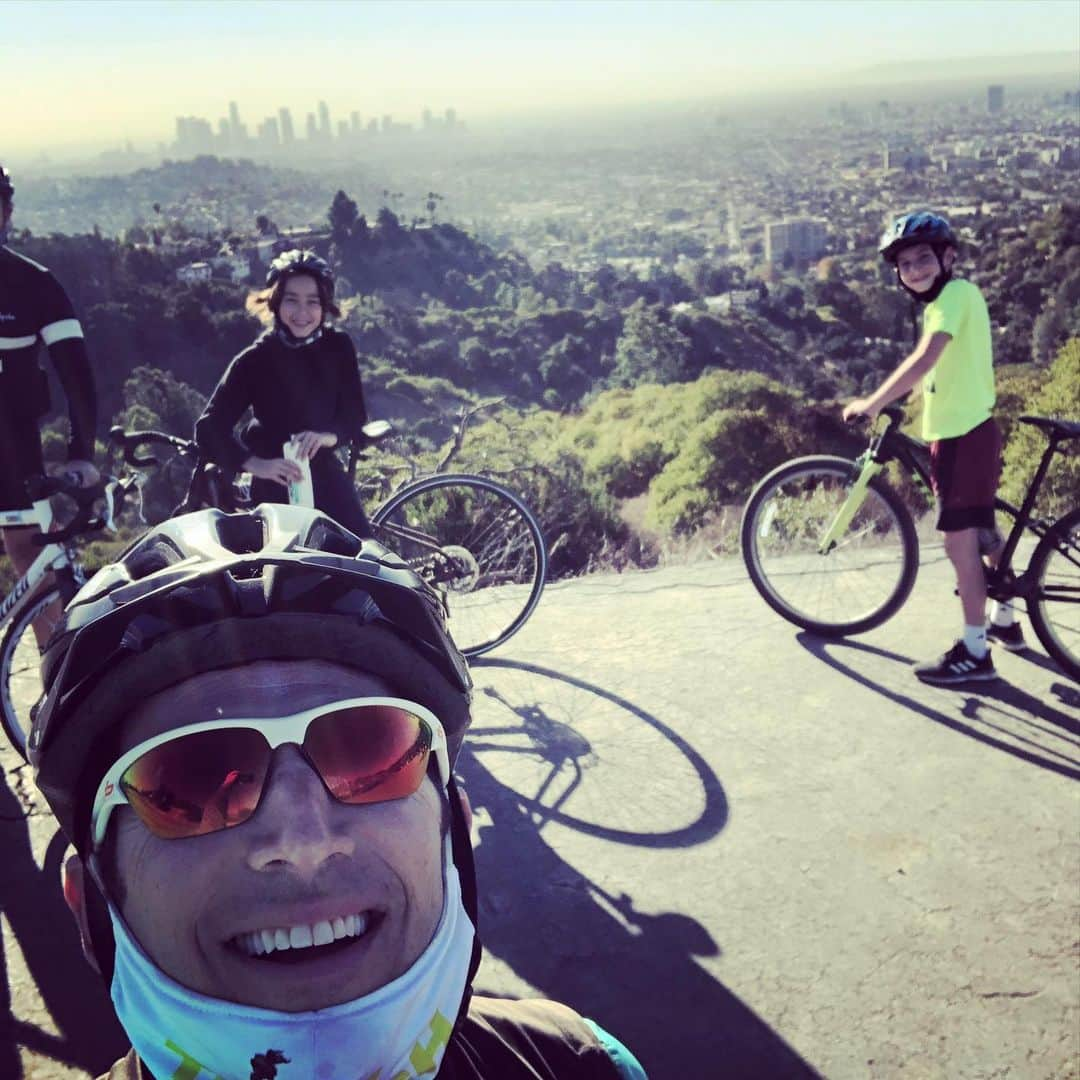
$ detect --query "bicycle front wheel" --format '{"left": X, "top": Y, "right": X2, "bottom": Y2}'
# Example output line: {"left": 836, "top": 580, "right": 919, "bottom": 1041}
{"left": 1026, "top": 506, "right": 1080, "bottom": 681}
{"left": 0, "top": 589, "right": 60, "bottom": 759}
{"left": 741, "top": 455, "right": 919, "bottom": 636}
{"left": 373, "top": 474, "right": 547, "bottom": 658}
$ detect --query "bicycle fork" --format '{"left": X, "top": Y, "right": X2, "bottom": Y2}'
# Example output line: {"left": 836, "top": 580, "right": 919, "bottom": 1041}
{"left": 817, "top": 455, "right": 884, "bottom": 555}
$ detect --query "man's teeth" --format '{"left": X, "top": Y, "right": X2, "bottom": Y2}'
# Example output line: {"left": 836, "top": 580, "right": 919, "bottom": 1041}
{"left": 235, "top": 913, "right": 369, "bottom": 957}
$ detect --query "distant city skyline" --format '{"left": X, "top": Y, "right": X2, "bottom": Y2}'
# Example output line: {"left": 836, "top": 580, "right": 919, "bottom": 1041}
{"left": 2, "top": 0, "right": 1078, "bottom": 157}
{"left": 173, "top": 99, "right": 465, "bottom": 157}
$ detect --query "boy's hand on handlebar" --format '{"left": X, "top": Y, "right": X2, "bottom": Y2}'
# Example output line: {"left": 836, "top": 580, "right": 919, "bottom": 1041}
{"left": 245, "top": 457, "right": 303, "bottom": 485}
{"left": 842, "top": 398, "right": 880, "bottom": 423}
{"left": 292, "top": 431, "right": 337, "bottom": 461}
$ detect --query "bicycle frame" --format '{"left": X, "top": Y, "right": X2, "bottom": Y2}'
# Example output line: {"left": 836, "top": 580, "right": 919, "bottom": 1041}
{"left": 0, "top": 541, "right": 76, "bottom": 628}
{"left": 816, "top": 410, "right": 1066, "bottom": 605}
{"left": 816, "top": 413, "right": 931, "bottom": 554}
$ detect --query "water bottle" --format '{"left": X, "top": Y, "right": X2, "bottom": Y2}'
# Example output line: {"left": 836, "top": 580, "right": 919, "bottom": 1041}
{"left": 282, "top": 437, "right": 315, "bottom": 507}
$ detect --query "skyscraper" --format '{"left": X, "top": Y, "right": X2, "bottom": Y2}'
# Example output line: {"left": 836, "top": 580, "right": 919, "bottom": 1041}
{"left": 987, "top": 85, "right": 1005, "bottom": 113}
{"left": 306, "top": 113, "right": 318, "bottom": 141}
{"left": 279, "top": 107, "right": 295, "bottom": 144}
{"left": 318, "top": 100, "right": 331, "bottom": 140}
{"left": 257, "top": 117, "right": 280, "bottom": 148}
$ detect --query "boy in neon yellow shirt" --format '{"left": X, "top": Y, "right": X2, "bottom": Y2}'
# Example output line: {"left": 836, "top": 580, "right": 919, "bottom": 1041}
{"left": 843, "top": 210, "right": 1020, "bottom": 685}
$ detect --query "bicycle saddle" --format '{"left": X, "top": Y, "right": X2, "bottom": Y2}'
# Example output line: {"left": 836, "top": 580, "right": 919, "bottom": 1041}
{"left": 1018, "top": 415, "right": 1080, "bottom": 441}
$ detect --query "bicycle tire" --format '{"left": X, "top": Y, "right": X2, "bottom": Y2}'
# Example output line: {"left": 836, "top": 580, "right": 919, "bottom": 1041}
{"left": 0, "top": 588, "right": 60, "bottom": 760}
{"left": 372, "top": 474, "right": 547, "bottom": 658}
{"left": 1025, "top": 505, "right": 1080, "bottom": 682}
{"left": 740, "top": 455, "right": 919, "bottom": 637}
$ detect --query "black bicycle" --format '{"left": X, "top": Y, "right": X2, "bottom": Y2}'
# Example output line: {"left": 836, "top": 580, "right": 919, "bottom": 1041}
{"left": 110, "top": 424, "right": 547, "bottom": 660}
{"left": 740, "top": 406, "right": 1080, "bottom": 680}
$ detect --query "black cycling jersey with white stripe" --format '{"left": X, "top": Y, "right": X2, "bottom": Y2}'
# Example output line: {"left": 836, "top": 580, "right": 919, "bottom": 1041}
{"left": 0, "top": 244, "right": 96, "bottom": 459}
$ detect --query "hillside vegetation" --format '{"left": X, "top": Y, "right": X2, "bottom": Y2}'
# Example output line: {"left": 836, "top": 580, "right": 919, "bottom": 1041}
{"left": 4, "top": 197, "right": 1077, "bottom": 585}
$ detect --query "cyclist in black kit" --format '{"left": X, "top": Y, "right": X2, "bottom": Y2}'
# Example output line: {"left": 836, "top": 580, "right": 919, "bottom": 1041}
{"left": 0, "top": 164, "right": 98, "bottom": 591}
{"left": 195, "top": 249, "right": 371, "bottom": 536}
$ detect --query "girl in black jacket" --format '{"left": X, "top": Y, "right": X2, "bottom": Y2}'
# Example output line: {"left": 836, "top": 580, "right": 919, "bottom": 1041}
{"left": 195, "top": 249, "right": 371, "bottom": 536}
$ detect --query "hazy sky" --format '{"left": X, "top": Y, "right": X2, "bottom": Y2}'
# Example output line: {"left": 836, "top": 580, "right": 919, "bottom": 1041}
{"left": 3, "top": 0, "right": 1078, "bottom": 154}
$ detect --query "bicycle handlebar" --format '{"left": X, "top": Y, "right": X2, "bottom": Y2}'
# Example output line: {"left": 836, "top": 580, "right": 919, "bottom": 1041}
{"left": 109, "top": 426, "right": 196, "bottom": 468}
{"left": 25, "top": 473, "right": 114, "bottom": 546}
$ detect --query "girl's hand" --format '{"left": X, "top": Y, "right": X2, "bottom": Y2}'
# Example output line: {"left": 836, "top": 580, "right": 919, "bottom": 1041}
{"left": 292, "top": 430, "right": 337, "bottom": 461}
{"left": 245, "top": 456, "right": 303, "bottom": 485}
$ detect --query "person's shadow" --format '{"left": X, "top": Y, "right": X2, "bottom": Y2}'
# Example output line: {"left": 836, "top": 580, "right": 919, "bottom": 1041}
{"left": 0, "top": 765, "right": 127, "bottom": 1076}
{"left": 795, "top": 634, "right": 1080, "bottom": 780}
{"left": 465, "top": 660, "right": 822, "bottom": 1079}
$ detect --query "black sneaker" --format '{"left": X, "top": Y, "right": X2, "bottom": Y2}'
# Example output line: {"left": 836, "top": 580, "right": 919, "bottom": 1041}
{"left": 914, "top": 640, "right": 997, "bottom": 685}
{"left": 987, "top": 621, "right": 1026, "bottom": 653}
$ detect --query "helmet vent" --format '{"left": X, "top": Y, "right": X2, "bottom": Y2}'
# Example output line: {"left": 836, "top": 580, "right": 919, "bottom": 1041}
{"left": 215, "top": 513, "right": 267, "bottom": 555}
{"left": 126, "top": 536, "right": 185, "bottom": 581}
{"left": 304, "top": 520, "right": 362, "bottom": 558}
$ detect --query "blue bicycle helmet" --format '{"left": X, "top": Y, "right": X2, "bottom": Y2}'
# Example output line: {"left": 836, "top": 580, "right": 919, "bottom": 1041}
{"left": 879, "top": 211, "right": 957, "bottom": 264}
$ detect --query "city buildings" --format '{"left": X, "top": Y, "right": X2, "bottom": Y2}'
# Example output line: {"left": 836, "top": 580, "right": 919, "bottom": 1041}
{"left": 764, "top": 218, "right": 828, "bottom": 264}
{"left": 171, "top": 99, "right": 465, "bottom": 159}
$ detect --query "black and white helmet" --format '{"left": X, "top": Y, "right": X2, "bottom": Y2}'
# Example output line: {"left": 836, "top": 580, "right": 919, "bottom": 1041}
{"left": 265, "top": 248, "right": 334, "bottom": 289}
{"left": 31, "top": 504, "right": 472, "bottom": 853}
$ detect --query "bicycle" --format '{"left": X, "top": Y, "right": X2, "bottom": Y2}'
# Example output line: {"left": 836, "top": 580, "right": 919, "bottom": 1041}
{"left": 114, "top": 423, "right": 548, "bottom": 661}
{"left": 739, "top": 405, "right": 1080, "bottom": 681}
{"left": 1, "top": 471, "right": 141, "bottom": 757}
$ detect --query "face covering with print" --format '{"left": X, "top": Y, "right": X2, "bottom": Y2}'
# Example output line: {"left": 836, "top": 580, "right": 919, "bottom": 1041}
{"left": 108, "top": 859, "right": 474, "bottom": 1080}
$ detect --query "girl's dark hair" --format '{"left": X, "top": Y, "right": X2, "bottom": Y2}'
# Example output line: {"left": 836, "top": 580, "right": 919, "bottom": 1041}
{"left": 249, "top": 270, "right": 340, "bottom": 325}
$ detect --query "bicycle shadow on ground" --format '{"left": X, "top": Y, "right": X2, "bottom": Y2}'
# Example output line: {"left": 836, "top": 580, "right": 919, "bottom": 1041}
{"left": 0, "top": 767, "right": 127, "bottom": 1077}
{"left": 465, "top": 658, "right": 821, "bottom": 1079}
{"left": 469, "top": 657, "right": 728, "bottom": 848}
{"left": 795, "top": 634, "right": 1080, "bottom": 781}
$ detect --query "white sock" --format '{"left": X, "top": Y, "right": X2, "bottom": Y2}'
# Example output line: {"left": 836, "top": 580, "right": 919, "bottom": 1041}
{"left": 989, "top": 600, "right": 1017, "bottom": 627}
{"left": 963, "top": 623, "right": 988, "bottom": 658}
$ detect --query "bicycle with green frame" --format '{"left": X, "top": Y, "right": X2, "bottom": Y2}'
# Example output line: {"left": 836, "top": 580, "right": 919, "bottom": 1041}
{"left": 739, "top": 404, "right": 1080, "bottom": 681}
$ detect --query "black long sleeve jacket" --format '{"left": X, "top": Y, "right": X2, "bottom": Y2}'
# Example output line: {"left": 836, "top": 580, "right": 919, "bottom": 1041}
{"left": 195, "top": 327, "right": 368, "bottom": 471}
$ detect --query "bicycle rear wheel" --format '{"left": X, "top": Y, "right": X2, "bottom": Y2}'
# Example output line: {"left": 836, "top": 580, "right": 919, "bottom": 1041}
{"left": 1026, "top": 506, "right": 1080, "bottom": 681}
{"left": 741, "top": 455, "right": 919, "bottom": 636}
{"left": 0, "top": 589, "right": 60, "bottom": 759}
{"left": 372, "top": 474, "right": 547, "bottom": 658}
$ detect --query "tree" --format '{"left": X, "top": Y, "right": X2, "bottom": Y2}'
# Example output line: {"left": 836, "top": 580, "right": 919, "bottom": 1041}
{"left": 424, "top": 192, "right": 444, "bottom": 224}
{"left": 1000, "top": 338, "right": 1080, "bottom": 517}
{"left": 329, "top": 190, "right": 359, "bottom": 243}
{"left": 610, "top": 303, "right": 692, "bottom": 388}
{"left": 375, "top": 206, "right": 404, "bottom": 243}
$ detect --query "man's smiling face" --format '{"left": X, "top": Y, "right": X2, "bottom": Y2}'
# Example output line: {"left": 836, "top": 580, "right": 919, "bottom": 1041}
{"left": 106, "top": 660, "right": 445, "bottom": 1012}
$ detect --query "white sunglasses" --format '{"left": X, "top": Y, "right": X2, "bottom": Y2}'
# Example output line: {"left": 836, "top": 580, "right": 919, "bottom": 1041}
{"left": 91, "top": 696, "right": 449, "bottom": 850}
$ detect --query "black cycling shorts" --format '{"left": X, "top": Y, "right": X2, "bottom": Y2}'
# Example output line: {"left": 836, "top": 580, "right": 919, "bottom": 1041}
{"left": 0, "top": 411, "right": 45, "bottom": 514}
{"left": 930, "top": 417, "right": 1002, "bottom": 532}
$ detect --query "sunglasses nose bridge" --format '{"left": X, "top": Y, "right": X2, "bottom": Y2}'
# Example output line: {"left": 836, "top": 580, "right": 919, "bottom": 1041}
{"left": 245, "top": 746, "right": 357, "bottom": 875}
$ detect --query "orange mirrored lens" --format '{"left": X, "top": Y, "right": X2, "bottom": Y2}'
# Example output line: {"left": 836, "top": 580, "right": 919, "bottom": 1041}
{"left": 306, "top": 706, "right": 431, "bottom": 804}
{"left": 117, "top": 706, "right": 432, "bottom": 840}
{"left": 120, "top": 728, "right": 269, "bottom": 839}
